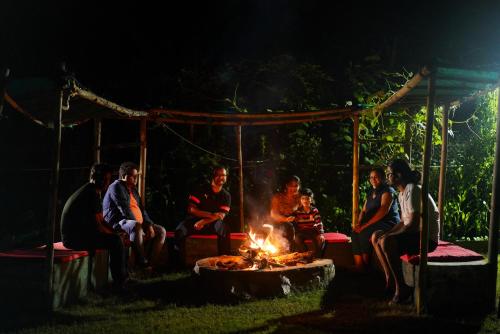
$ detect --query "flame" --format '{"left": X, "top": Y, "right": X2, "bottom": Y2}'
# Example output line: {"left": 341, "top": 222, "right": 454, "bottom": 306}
{"left": 247, "top": 224, "right": 278, "bottom": 254}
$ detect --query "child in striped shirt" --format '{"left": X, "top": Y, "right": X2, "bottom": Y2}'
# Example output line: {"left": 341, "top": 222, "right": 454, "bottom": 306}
{"left": 292, "top": 188, "right": 325, "bottom": 257}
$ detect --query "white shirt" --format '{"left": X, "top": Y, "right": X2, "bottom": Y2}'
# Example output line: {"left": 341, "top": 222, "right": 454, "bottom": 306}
{"left": 398, "top": 183, "right": 440, "bottom": 242}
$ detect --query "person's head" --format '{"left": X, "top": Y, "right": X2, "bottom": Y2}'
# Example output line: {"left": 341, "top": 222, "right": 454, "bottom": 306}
{"left": 90, "top": 163, "right": 113, "bottom": 191}
{"left": 283, "top": 175, "right": 301, "bottom": 195}
{"left": 369, "top": 167, "right": 386, "bottom": 189}
{"left": 211, "top": 166, "right": 228, "bottom": 187}
{"left": 387, "top": 159, "right": 420, "bottom": 187}
{"left": 119, "top": 161, "right": 139, "bottom": 188}
{"left": 299, "top": 187, "right": 314, "bottom": 207}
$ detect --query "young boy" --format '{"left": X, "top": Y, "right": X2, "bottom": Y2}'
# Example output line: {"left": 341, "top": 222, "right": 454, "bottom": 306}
{"left": 292, "top": 188, "right": 325, "bottom": 257}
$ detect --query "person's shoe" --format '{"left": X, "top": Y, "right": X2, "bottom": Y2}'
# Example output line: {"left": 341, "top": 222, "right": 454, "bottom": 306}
{"left": 389, "top": 285, "right": 413, "bottom": 305}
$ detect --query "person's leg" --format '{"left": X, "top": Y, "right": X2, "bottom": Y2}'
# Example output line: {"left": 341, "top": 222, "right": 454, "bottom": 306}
{"left": 93, "top": 232, "right": 128, "bottom": 285}
{"left": 311, "top": 232, "right": 324, "bottom": 258}
{"left": 149, "top": 224, "right": 166, "bottom": 268}
{"left": 119, "top": 219, "right": 147, "bottom": 266}
{"left": 174, "top": 219, "right": 195, "bottom": 266}
{"left": 294, "top": 232, "right": 307, "bottom": 252}
{"left": 351, "top": 232, "right": 364, "bottom": 271}
{"left": 379, "top": 234, "right": 412, "bottom": 302}
{"left": 213, "top": 219, "right": 231, "bottom": 255}
{"left": 357, "top": 222, "right": 391, "bottom": 266}
{"left": 371, "top": 230, "right": 392, "bottom": 288}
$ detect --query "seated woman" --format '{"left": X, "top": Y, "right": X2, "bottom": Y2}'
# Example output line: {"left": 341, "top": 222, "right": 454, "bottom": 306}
{"left": 293, "top": 188, "right": 325, "bottom": 257}
{"left": 351, "top": 167, "right": 400, "bottom": 272}
{"left": 270, "top": 175, "right": 301, "bottom": 251}
{"left": 372, "top": 159, "right": 439, "bottom": 304}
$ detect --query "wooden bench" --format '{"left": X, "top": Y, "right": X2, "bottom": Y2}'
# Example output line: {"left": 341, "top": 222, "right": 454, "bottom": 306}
{"left": 401, "top": 240, "right": 488, "bottom": 314}
{"left": 166, "top": 231, "right": 352, "bottom": 268}
{"left": 0, "top": 242, "right": 109, "bottom": 310}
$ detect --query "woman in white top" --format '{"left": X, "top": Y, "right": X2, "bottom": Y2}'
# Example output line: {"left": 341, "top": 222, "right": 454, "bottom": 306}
{"left": 371, "top": 159, "right": 440, "bottom": 304}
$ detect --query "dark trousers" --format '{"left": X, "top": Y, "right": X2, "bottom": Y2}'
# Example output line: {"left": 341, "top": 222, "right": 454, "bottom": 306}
{"left": 63, "top": 232, "right": 128, "bottom": 285}
{"left": 294, "top": 230, "right": 324, "bottom": 257}
{"left": 175, "top": 218, "right": 231, "bottom": 256}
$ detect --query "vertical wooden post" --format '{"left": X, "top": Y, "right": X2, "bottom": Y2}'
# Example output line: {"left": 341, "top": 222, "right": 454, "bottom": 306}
{"left": 46, "top": 87, "right": 64, "bottom": 310}
{"left": 488, "top": 88, "right": 500, "bottom": 313}
{"left": 417, "top": 71, "right": 436, "bottom": 315}
{"left": 93, "top": 118, "right": 102, "bottom": 163}
{"left": 0, "top": 68, "right": 10, "bottom": 117}
{"left": 139, "top": 118, "right": 147, "bottom": 206}
{"left": 236, "top": 125, "right": 245, "bottom": 232}
{"left": 438, "top": 103, "right": 449, "bottom": 239}
{"left": 352, "top": 114, "right": 360, "bottom": 228}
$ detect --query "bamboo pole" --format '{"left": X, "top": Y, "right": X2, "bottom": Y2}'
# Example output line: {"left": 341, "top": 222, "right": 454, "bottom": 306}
{"left": 416, "top": 71, "right": 436, "bottom": 315}
{"left": 352, "top": 115, "right": 360, "bottom": 228}
{"left": 139, "top": 118, "right": 147, "bottom": 206}
{"left": 46, "top": 88, "right": 64, "bottom": 310}
{"left": 236, "top": 126, "right": 245, "bottom": 232}
{"left": 488, "top": 88, "right": 500, "bottom": 314}
{"left": 151, "top": 107, "right": 354, "bottom": 119}
{"left": 438, "top": 103, "right": 450, "bottom": 238}
{"left": 0, "top": 68, "right": 10, "bottom": 116}
{"left": 152, "top": 112, "right": 358, "bottom": 127}
{"left": 93, "top": 119, "right": 102, "bottom": 163}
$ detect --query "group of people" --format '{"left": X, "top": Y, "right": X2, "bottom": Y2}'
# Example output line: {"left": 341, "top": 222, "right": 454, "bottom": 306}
{"left": 61, "top": 158, "right": 439, "bottom": 304}
{"left": 351, "top": 159, "right": 440, "bottom": 304}
{"left": 61, "top": 162, "right": 167, "bottom": 290}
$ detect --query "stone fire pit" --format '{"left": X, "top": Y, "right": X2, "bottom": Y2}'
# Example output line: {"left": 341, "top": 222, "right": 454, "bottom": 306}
{"left": 194, "top": 255, "right": 335, "bottom": 299}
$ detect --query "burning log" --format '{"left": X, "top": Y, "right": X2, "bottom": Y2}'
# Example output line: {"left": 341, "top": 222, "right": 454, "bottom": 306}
{"left": 268, "top": 251, "right": 314, "bottom": 266}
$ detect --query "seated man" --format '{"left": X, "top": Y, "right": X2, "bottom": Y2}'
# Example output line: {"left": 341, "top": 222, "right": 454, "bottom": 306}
{"left": 175, "top": 166, "right": 231, "bottom": 261}
{"left": 61, "top": 163, "right": 128, "bottom": 289}
{"left": 103, "top": 161, "right": 166, "bottom": 271}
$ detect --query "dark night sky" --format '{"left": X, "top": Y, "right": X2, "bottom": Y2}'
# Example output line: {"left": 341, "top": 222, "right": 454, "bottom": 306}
{"left": 2, "top": 1, "right": 500, "bottom": 108}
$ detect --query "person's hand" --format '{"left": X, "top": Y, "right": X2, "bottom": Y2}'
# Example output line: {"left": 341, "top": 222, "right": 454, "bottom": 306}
{"left": 194, "top": 219, "right": 207, "bottom": 230}
{"left": 145, "top": 225, "right": 155, "bottom": 240}
{"left": 319, "top": 234, "right": 325, "bottom": 243}
{"left": 214, "top": 212, "right": 225, "bottom": 220}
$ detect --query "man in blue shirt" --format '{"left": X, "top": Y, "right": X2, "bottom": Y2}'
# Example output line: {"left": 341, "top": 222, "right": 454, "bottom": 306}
{"left": 103, "top": 162, "right": 166, "bottom": 272}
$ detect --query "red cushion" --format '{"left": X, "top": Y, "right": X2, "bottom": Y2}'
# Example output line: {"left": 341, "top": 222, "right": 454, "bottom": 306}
{"left": 400, "top": 240, "right": 484, "bottom": 264}
{"left": 0, "top": 242, "right": 89, "bottom": 263}
{"left": 305, "top": 232, "right": 350, "bottom": 244}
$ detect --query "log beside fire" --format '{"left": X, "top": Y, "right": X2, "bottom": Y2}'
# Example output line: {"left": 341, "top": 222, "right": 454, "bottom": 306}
{"left": 211, "top": 248, "right": 315, "bottom": 270}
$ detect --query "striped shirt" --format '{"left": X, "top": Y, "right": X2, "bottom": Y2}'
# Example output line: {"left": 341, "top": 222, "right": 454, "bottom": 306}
{"left": 293, "top": 206, "right": 324, "bottom": 233}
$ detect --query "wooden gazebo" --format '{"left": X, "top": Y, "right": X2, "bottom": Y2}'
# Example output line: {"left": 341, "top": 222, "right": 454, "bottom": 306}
{"left": 3, "top": 65, "right": 500, "bottom": 314}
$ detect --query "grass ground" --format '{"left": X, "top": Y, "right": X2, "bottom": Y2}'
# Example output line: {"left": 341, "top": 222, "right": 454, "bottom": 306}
{"left": 1, "top": 266, "right": 498, "bottom": 334}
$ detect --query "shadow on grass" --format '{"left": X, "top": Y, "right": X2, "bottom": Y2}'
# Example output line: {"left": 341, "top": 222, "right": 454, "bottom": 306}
{"left": 227, "top": 269, "right": 486, "bottom": 334}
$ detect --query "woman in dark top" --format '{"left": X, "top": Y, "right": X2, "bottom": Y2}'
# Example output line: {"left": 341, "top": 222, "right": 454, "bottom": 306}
{"left": 351, "top": 167, "right": 400, "bottom": 271}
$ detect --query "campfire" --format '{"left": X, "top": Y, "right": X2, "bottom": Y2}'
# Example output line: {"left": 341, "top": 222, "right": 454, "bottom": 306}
{"left": 194, "top": 224, "right": 334, "bottom": 298}
{"left": 210, "top": 224, "right": 315, "bottom": 270}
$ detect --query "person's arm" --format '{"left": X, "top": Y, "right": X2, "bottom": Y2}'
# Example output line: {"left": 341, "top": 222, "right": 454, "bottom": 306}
{"left": 358, "top": 192, "right": 393, "bottom": 232}
{"left": 96, "top": 212, "right": 114, "bottom": 234}
{"left": 191, "top": 189, "right": 231, "bottom": 230}
{"left": 270, "top": 195, "right": 294, "bottom": 223}
{"left": 313, "top": 208, "right": 324, "bottom": 234}
{"left": 355, "top": 201, "right": 368, "bottom": 231}
{"left": 110, "top": 182, "right": 135, "bottom": 221}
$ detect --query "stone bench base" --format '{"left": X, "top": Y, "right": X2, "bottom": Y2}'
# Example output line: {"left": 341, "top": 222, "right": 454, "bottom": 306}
{"left": 0, "top": 246, "right": 109, "bottom": 311}
{"left": 403, "top": 259, "right": 489, "bottom": 314}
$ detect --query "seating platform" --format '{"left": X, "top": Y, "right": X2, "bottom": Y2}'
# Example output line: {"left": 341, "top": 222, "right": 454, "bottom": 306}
{"left": 401, "top": 240, "right": 488, "bottom": 314}
{"left": 0, "top": 242, "right": 109, "bottom": 310}
{"left": 166, "top": 231, "right": 353, "bottom": 267}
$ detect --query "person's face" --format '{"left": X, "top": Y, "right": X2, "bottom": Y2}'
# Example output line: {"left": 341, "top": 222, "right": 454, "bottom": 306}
{"left": 386, "top": 167, "right": 397, "bottom": 187}
{"left": 125, "top": 169, "right": 139, "bottom": 187}
{"left": 300, "top": 195, "right": 312, "bottom": 208}
{"left": 369, "top": 171, "right": 382, "bottom": 189}
{"left": 213, "top": 168, "right": 228, "bottom": 186}
{"left": 286, "top": 181, "right": 300, "bottom": 195}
